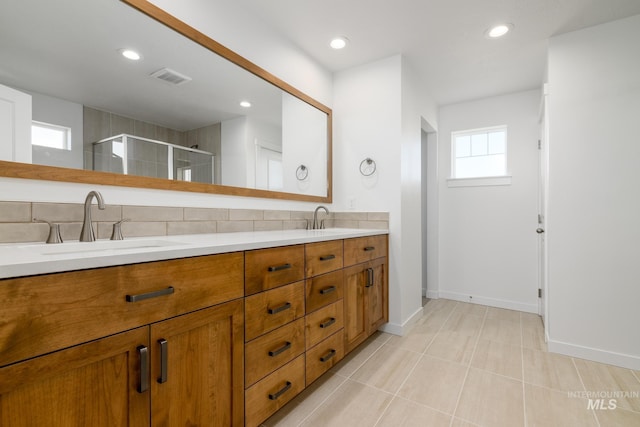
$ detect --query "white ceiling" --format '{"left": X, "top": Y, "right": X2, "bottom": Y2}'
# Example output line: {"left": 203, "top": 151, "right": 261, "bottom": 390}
{"left": 237, "top": 0, "right": 640, "bottom": 105}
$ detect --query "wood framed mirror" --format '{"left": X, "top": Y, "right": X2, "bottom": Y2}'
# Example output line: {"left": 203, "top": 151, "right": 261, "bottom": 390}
{"left": 0, "top": 0, "right": 332, "bottom": 203}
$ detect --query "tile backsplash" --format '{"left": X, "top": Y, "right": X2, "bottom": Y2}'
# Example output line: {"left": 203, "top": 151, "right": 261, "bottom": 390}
{"left": 0, "top": 201, "right": 389, "bottom": 243}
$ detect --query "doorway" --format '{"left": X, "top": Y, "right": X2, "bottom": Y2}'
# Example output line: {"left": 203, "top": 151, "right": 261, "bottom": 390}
{"left": 421, "top": 119, "right": 438, "bottom": 306}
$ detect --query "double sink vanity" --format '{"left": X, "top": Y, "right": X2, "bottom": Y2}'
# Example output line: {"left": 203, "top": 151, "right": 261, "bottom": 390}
{"left": 0, "top": 227, "right": 388, "bottom": 426}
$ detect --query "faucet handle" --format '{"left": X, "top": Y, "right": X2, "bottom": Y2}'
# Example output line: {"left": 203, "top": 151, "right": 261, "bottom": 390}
{"left": 110, "top": 218, "right": 130, "bottom": 241}
{"left": 34, "top": 218, "right": 63, "bottom": 244}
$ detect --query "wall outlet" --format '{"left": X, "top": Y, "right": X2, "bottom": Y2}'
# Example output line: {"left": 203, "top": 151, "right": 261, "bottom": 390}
{"left": 347, "top": 196, "right": 356, "bottom": 210}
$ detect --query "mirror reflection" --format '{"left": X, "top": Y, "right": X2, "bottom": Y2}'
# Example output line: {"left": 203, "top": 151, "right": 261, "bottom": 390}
{"left": 0, "top": 0, "right": 329, "bottom": 198}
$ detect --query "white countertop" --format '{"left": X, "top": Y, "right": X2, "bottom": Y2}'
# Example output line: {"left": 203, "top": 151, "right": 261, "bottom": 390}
{"left": 0, "top": 228, "right": 388, "bottom": 279}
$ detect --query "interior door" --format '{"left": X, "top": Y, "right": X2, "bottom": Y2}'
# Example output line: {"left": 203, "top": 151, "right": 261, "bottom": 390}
{"left": 537, "top": 86, "right": 549, "bottom": 331}
{"left": 0, "top": 83, "right": 32, "bottom": 162}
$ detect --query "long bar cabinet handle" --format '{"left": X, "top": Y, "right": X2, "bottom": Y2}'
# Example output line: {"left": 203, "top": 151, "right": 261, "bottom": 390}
{"left": 319, "top": 254, "right": 336, "bottom": 261}
{"left": 320, "top": 285, "right": 336, "bottom": 295}
{"left": 365, "top": 268, "right": 374, "bottom": 288}
{"left": 268, "top": 263, "right": 291, "bottom": 272}
{"left": 320, "top": 349, "right": 337, "bottom": 362}
{"left": 268, "top": 302, "right": 292, "bottom": 315}
{"left": 320, "top": 317, "right": 336, "bottom": 328}
{"left": 126, "top": 286, "right": 174, "bottom": 303}
{"left": 158, "top": 339, "right": 168, "bottom": 384}
{"left": 268, "top": 381, "right": 292, "bottom": 400}
{"left": 137, "top": 345, "right": 149, "bottom": 393}
{"left": 364, "top": 246, "right": 376, "bottom": 252}
{"left": 268, "top": 341, "right": 292, "bottom": 357}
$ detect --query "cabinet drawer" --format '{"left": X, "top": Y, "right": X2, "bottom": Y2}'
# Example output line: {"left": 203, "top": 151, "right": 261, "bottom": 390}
{"left": 305, "top": 270, "right": 344, "bottom": 314}
{"left": 245, "top": 245, "right": 305, "bottom": 296}
{"left": 245, "top": 354, "right": 305, "bottom": 427}
{"left": 245, "top": 281, "right": 305, "bottom": 341}
{"left": 344, "top": 235, "right": 388, "bottom": 266}
{"left": 305, "top": 300, "right": 344, "bottom": 349}
{"left": 306, "top": 330, "right": 344, "bottom": 385}
{"left": 245, "top": 318, "right": 305, "bottom": 388}
{"left": 0, "top": 252, "right": 244, "bottom": 367}
{"left": 305, "top": 240, "right": 343, "bottom": 278}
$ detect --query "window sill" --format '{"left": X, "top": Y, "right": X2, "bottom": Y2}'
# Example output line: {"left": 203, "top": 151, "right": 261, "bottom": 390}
{"left": 447, "top": 175, "right": 512, "bottom": 188}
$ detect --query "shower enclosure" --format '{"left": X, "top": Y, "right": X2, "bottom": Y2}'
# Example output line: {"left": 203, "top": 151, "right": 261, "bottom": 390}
{"left": 92, "top": 134, "right": 215, "bottom": 184}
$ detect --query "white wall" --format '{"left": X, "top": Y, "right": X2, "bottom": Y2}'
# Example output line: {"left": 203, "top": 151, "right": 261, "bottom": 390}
{"left": 333, "top": 55, "right": 437, "bottom": 333}
{"left": 437, "top": 90, "right": 540, "bottom": 312}
{"left": 547, "top": 15, "right": 640, "bottom": 369}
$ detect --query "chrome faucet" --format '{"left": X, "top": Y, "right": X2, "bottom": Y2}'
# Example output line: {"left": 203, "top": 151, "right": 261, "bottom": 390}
{"left": 311, "top": 205, "right": 329, "bottom": 230}
{"left": 79, "top": 191, "right": 105, "bottom": 242}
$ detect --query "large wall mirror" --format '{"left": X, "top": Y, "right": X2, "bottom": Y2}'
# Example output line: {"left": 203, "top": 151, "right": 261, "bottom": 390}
{"left": 0, "top": 0, "right": 332, "bottom": 202}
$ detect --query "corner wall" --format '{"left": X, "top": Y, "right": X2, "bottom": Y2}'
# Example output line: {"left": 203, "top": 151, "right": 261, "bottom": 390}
{"left": 547, "top": 14, "right": 640, "bottom": 369}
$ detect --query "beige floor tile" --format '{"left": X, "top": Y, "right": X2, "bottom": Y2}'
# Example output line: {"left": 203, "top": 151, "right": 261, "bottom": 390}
{"left": 454, "top": 368, "right": 524, "bottom": 427}
{"left": 480, "top": 317, "right": 522, "bottom": 347}
{"left": 386, "top": 322, "right": 439, "bottom": 353}
{"left": 420, "top": 307, "right": 453, "bottom": 329}
{"left": 596, "top": 407, "right": 640, "bottom": 427}
{"left": 521, "top": 323, "right": 547, "bottom": 351}
{"left": 574, "top": 358, "right": 640, "bottom": 412}
{"left": 351, "top": 344, "right": 421, "bottom": 393}
{"left": 520, "top": 311, "right": 543, "bottom": 328}
{"left": 397, "top": 355, "right": 468, "bottom": 414}
{"left": 486, "top": 306, "right": 521, "bottom": 323}
{"left": 425, "top": 331, "right": 478, "bottom": 365}
{"left": 376, "top": 397, "right": 451, "bottom": 427}
{"left": 424, "top": 298, "right": 458, "bottom": 314}
{"left": 450, "top": 418, "right": 482, "bottom": 426}
{"left": 522, "top": 348, "right": 584, "bottom": 392}
{"left": 263, "top": 373, "right": 346, "bottom": 426}
{"left": 299, "top": 379, "right": 393, "bottom": 427}
{"left": 329, "top": 332, "right": 390, "bottom": 377}
{"left": 471, "top": 338, "right": 522, "bottom": 380}
{"left": 454, "top": 302, "right": 488, "bottom": 317}
{"left": 524, "top": 383, "right": 599, "bottom": 427}
{"left": 440, "top": 312, "right": 484, "bottom": 337}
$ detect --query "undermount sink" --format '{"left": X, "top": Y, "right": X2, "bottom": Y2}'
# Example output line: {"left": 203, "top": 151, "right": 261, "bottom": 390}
{"left": 20, "top": 239, "right": 185, "bottom": 256}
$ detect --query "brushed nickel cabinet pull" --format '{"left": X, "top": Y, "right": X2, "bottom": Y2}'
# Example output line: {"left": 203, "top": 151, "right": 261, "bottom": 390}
{"left": 365, "top": 268, "right": 374, "bottom": 288}
{"left": 268, "top": 381, "right": 292, "bottom": 400}
{"left": 268, "top": 341, "right": 292, "bottom": 357}
{"left": 319, "top": 254, "right": 336, "bottom": 261}
{"left": 320, "top": 349, "right": 337, "bottom": 362}
{"left": 158, "top": 339, "right": 168, "bottom": 384}
{"left": 268, "top": 263, "right": 291, "bottom": 272}
{"left": 268, "top": 302, "right": 292, "bottom": 315}
{"left": 137, "top": 345, "right": 149, "bottom": 393}
{"left": 364, "top": 246, "right": 375, "bottom": 252}
{"left": 320, "top": 317, "right": 336, "bottom": 328}
{"left": 126, "top": 286, "right": 174, "bottom": 302}
{"left": 319, "top": 285, "right": 336, "bottom": 295}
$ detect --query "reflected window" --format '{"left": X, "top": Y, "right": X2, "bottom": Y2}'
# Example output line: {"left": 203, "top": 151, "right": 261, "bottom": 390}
{"left": 32, "top": 121, "right": 71, "bottom": 150}
{"left": 452, "top": 126, "right": 507, "bottom": 178}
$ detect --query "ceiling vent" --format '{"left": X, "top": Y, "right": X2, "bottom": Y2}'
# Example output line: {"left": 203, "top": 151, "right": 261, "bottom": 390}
{"left": 149, "top": 68, "right": 192, "bottom": 86}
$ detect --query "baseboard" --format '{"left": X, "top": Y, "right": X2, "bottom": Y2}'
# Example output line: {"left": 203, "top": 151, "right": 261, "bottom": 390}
{"left": 548, "top": 339, "right": 640, "bottom": 370}
{"left": 437, "top": 290, "right": 538, "bottom": 314}
{"left": 379, "top": 306, "right": 423, "bottom": 337}
{"left": 425, "top": 290, "right": 439, "bottom": 299}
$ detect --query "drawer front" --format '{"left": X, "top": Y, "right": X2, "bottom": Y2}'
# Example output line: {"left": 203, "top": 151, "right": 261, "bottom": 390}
{"left": 245, "top": 281, "right": 305, "bottom": 341}
{"left": 305, "top": 270, "right": 344, "bottom": 314}
{"left": 245, "top": 355, "right": 305, "bottom": 427}
{"left": 245, "top": 245, "right": 305, "bottom": 296}
{"left": 306, "top": 330, "right": 344, "bottom": 385}
{"left": 344, "top": 235, "right": 388, "bottom": 266}
{"left": 0, "top": 252, "right": 244, "bottom": 367}
{"left": 305, "top": 300, "right": 344, "bottom": 349}
{"left": 305, "top": 240, "right": 343, "bottom": 278}
{"left": 245, "top": 318, "right": 305, "bottom": 388}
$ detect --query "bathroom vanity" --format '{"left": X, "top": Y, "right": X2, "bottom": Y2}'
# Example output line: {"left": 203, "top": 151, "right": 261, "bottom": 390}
{"left": 0, "top": 229, "right": 388, "bottom": 426}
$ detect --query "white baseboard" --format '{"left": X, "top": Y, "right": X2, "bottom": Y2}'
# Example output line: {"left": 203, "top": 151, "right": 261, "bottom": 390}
{"left": 548, "top": 339, "right": 640, "bottom": 370}
{"left": 379, "top": 306, "right": 423, "bottom": 337}
{"left": 425, "top": 290, "right": 439, "bottom": 299}
{"left": 437, "top": 290, "right": 538, "bottom": 314}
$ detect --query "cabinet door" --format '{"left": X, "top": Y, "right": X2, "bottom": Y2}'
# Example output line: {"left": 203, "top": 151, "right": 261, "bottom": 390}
{"left": 150, "top": 300, "right": 244, "bottom": 427}
{"left": 0, "top": 327, "right": 149, "bottom": 427}
{"left": 343, "top": 264, "right": 367, "bottom": 353}
{"left": 366, "top": 257, "right": 388, "bottom": 335}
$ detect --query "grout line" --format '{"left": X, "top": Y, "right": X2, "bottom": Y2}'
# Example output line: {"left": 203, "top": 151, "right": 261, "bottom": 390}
{"left": 571, "top": 357, "right": 601, "bottom": 427}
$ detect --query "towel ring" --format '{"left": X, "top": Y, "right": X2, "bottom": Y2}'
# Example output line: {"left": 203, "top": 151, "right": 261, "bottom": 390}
{"left": 359, "top": 158, "right": 376, "bottom": 176}
{"left": 296, "top": 164, "right": 309, "bottom": 181}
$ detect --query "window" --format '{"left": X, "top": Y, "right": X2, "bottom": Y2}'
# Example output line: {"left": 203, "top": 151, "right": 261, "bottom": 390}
{"left": 32, "top": 121, "right": 71, "bottom": 150}
{"left": 451, "top": 126, "right": 507, "bottom": 179}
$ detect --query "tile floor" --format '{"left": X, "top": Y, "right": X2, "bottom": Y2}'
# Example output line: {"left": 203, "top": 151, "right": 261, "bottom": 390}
{"left": 263, "top": 298, "right": 640, "bottom": 427}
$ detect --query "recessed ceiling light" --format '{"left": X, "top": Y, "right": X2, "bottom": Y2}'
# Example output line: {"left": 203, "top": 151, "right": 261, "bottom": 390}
{"left": 240, "top": 101, "right": 251, "bottom": 108}
{"left": 119, "top": 48, "right": 142, "bottom": 60}
{"left": 485, "top": 23, "right": 513, "bottom": 39}
{"left": 330, "top": 36, "right": 349, "bottom": 50}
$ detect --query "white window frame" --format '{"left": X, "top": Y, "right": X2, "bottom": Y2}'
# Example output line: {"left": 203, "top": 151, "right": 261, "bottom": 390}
{"left": 32, "top": 120, "right": 71, "bottom": 150}
{"left": 448, "top": 125, "right": 511, "bottom": 187}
